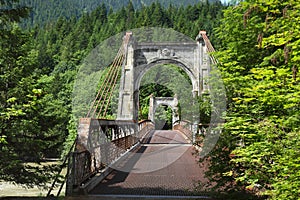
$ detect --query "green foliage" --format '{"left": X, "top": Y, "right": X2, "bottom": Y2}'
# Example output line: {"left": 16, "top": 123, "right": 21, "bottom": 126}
{"left": 1, "top": 0, "right": 225, "bottom": 188}
{"left": 0, "top": 0, "right": 74, "bottom": 187}
{"left": 31, "top": 1, "right": 225, "bottom": 56}
{"left": 20, "top": 0, "right": 223, "bottom": 28}
{"left": 0, "top": 24, "right": 53, "bottom": 186}
{"left": 139, "top": 83, "right": 174, "bottom": 121}
{"left": 139, "top": 64, "right": 193, "bottom": 122}
{"left": 0, "top": 0, "right": 30, "bottom": 30}
{"left": 155, "top": 105, "right": 173, "bottom": 130}
{"left": 203, "top": 0, "right": 300, "bottom": 199}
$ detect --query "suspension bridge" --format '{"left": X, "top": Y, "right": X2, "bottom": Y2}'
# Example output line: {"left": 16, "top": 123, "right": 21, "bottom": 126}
{"left": 48, "top": 30, "right": 218, "bottom": 199}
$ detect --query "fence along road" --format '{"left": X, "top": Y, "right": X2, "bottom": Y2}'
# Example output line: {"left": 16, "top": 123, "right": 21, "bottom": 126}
{"left": 73, "top": 129, "right": 213, "bottom": 199}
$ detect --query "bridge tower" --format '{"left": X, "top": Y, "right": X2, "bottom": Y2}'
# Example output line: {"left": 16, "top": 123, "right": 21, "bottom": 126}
{"left": 148, "top": 94, "right": 180, "bottom": 125}
{"left": 117, "top": 31, "right": 211, "bottom": 121}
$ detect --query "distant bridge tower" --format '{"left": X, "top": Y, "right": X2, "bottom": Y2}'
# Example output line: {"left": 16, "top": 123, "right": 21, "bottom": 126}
{"left": 148, "top": 94, "right": 180, "bottom": 125}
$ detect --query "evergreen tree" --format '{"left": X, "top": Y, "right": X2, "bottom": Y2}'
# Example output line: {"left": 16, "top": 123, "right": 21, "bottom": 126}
{"left": 0, "top": 0, "right": 70, "bottom": 186}
{"left": 1, "top": 0, "right": 226, "bottom": 188}
{"left": 203, "top": 0, "right": 300, "bottom": 199}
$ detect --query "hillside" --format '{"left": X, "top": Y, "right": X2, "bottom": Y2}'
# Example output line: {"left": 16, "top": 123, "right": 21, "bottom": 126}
{"left": 21, "top": 0, "right": 222, "bottom": 27}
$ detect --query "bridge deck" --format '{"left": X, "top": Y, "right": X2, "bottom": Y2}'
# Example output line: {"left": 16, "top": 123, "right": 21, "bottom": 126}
{"left": 86, "top": 130, "right": 210, "bottom": 198}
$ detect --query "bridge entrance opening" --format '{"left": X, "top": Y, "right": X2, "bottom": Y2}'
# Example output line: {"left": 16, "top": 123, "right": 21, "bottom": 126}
{"left": 117, "top": 30, "right": 211, "bottom": 122}
{"left": 154, "top": 104, "right": 173, "bottom": 130}
{"left": 137, "top": 64, "right": 192, "bottom": 127}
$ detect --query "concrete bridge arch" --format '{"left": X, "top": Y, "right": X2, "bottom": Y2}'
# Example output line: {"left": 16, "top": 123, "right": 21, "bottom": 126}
{"left": 134, "top": 58, "right": 198, "bottom": 93}
{"left": 117, "top": 31, "right": 211, "bottom": 121}
{"left": 148, "top": 95, "right": 180, "bottom": 127}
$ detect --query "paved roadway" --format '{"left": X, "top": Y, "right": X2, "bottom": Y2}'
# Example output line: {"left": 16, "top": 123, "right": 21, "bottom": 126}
{"left": 67, "top": 130, "right": 212, "bottom": 199}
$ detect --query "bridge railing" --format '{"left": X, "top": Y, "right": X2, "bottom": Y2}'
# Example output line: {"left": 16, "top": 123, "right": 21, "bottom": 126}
{"left": 66, "top": 118, "right": 154, "bottom": 195}
{"left": 173, "top": 120, "right": 194, "bottom": 142}
{"left": 173, "top": 120, "right": 222, "bottom": 148}
{"left": 138, "top": 119, "right": 155, "bottom": 141}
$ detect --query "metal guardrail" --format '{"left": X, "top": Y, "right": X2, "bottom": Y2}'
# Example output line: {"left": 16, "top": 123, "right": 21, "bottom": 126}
{"left": 173, "top": 120, "right": 220, "bottom": 144}
{"left": 173, "top": 120, "right": 194, "bottom": 142}
{"left": 63, "top": 118, "right": 154, "bottom": 196}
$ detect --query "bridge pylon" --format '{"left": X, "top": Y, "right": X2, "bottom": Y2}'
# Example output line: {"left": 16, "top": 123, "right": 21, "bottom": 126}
{"left": 117, "top": 31, "right": 213, "bottom": 122}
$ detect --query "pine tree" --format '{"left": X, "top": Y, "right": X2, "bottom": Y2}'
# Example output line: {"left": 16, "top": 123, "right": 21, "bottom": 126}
{"left": 0, "top": 0, "right": 68, "bottom": 187}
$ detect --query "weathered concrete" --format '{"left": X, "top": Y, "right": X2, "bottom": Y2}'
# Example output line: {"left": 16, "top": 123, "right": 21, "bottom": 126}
{"left": 117, "top": 32, "right": 211, "bottom": 121}
{"left": 148, "top": 95, "right": 179, "bottom": 125}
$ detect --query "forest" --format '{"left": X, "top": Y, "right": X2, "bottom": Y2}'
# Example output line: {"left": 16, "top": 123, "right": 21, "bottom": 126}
{"left": 20, "top": 0, "right": 219, "bottom": 28}
{"left": 0, "top": 0, "right": 299, "bottom": 199}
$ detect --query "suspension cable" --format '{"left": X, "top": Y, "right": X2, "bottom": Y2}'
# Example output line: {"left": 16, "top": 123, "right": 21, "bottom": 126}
{"left": 199, "top": 31, "right": 218, "bottom": 65}
{"left": 91, "top": 46, "right": 125, "bottom": 118}
{"left": 98, "top": 34, "right": 131, "bottom": 117}
{"left": 86, "top": 44, "right": 124, "bottom": 118}
{"left": 96, "top": 53, "right": 124, "bottom": 117}
{"left": 96, "top": 34, "right": 130, "bottom": 118}
{"left": 86, "top": 32, "right": 132, "bottom": 118}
